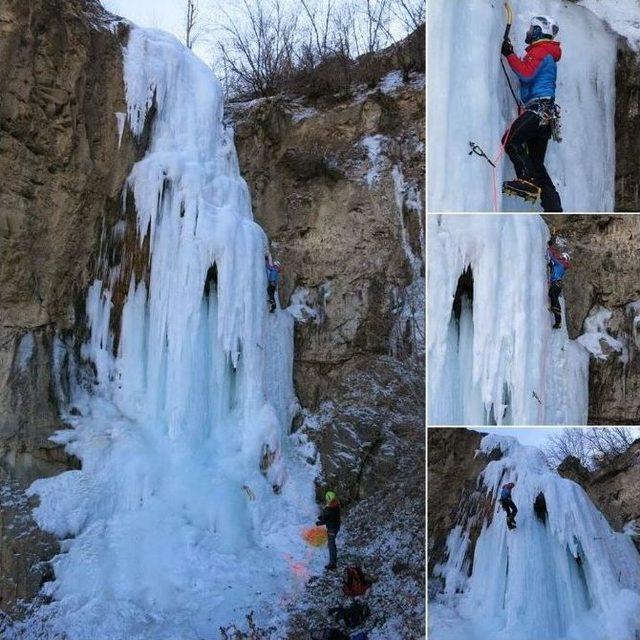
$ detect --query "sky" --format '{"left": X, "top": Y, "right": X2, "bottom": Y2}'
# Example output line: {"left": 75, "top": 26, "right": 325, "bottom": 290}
{"left": 102, "top": 0, "right": 212, "bottom": 61}
{"left": 470, "top": 427, "right": 640, "bottom": 450}
{"left": 470, "top": 427, "right": 558, "bottom": 450}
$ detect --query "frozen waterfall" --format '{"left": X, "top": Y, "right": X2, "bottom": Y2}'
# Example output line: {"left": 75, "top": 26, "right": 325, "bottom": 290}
{"left": 428, "top": 0, "right": 618, "bottom": 211}
{"left": 428, "top": 214, "right": 589, "bottom": 425}
{"left": 23, "top": 27, "right": 316, "bottom": 639}
{"left": 430, "top": 434, "right": 640, "bottom": 640}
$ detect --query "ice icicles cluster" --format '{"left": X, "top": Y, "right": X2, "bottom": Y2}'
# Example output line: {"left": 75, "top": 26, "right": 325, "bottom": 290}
{"left": 428, "top": 0, "right": 617, "bottom": 211}
{"left": 25, "top": 27, "right": 316, "bottom": 639}
{"left": 431, "top": 434, "right": 640, "bottom": 640}
{"left": 428, "top": 214, "right": 589, "bottom": 425}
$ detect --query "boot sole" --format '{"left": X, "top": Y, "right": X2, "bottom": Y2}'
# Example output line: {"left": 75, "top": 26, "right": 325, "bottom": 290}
{"left": 502, "top": 184, "right": 541, "bottom": 203}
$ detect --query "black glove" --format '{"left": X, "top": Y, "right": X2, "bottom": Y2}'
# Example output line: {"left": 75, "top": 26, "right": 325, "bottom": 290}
{"left": 315, "top": 520, "right": 322, "bottom": 526}
{"left": 501, "top": 38, "right": 514, "bottom": 57}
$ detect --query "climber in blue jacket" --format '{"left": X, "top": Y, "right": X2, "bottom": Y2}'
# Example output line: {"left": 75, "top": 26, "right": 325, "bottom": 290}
{"left": 266, "top": 258, "right": 281, "bottom": 313}
{"left": 546, "top": 238, "right": 570, "bottom": 329}
{"left": 500, "top": 482, "right": 517, "bottom": 529}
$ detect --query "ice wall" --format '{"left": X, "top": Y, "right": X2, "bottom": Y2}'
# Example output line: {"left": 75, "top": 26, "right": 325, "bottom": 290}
{"left": 23, "top": 28, "right": 316, "bottom": 639}
{"left": 428, "top": 0, "right": 617, "bottom": 211}
{"left": 431, "top": 434, "right": 640, "bottom": 640}
{"left": 428, "top": 215, "right": 589, "bottom": 425}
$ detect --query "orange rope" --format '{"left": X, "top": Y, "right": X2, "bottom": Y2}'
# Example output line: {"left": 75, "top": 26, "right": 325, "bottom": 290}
{"left": 491, "top": 116, "right": 519, "bottom": 212}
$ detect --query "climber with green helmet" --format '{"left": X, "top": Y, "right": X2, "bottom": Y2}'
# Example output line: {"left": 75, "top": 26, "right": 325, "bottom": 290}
{"left": 316, "top": 490, "right": 341, "bottom": 570}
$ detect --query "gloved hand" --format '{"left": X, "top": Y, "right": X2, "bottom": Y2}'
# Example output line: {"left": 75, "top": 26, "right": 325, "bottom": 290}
{"left": 501, "top": 38, "right": 514, "bottom": 57}
{"left": 315, "top": 520, "right": 322, "bottom": 526}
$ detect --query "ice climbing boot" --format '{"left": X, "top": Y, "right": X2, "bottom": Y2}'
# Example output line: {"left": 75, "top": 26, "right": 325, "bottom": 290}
{"left": 502, "top": 179, "right": 541, "bottom": 203}
{"left": 552, "top": 321, "right": 561, "bottom": 329}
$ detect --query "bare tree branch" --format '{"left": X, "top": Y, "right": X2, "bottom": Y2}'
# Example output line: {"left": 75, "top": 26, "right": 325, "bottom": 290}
{"left": 184, "top": 0, "right": 200, "bottom": 50}
{"left": 544, "top": 428, "right": 634, "bottom": 471}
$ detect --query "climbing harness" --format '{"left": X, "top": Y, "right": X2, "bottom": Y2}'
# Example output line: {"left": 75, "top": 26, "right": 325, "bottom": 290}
{"left": 528, "top": 98, "right": 563, "bottom": 142}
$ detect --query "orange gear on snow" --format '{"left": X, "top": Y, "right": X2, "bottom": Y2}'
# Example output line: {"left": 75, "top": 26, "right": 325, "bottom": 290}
{"left": 301, "top": 525, "right": 328, "bottom": 547}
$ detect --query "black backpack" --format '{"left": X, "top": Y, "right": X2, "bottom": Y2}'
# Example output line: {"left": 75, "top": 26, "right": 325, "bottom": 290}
{"left": 322, "top": 630, "right": 349, "bottom": 640}
{"left": 331, "top": 601, "right": 371, "bottom": 629}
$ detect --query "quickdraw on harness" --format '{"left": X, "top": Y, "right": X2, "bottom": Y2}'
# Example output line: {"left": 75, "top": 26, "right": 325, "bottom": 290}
{"left": 527, "top": 99, "right": 563, "bottom": 143}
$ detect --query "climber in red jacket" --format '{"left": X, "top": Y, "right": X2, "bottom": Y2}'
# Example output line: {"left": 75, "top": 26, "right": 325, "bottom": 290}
{"left": 501, "top": 16, "right": 563, "bottom": 212}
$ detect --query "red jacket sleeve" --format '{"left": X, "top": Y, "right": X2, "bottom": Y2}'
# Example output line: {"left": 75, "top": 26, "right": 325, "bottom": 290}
{"left": 506, "top": 48, "right": 546, "bottom": 79}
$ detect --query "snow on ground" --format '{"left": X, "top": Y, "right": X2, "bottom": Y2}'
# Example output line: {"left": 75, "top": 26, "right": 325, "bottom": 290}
{"left": 12, "top": 26, "right": 318, "bottom": 640}
{"left": 378, "top": 69, "right": 404, "bottom": 94}
{"left": 430, "top": 433, "right": 640, "bottom": 640}
{"left": 428, "top": 0, "right": 617, "bottom": 211}
{"left": 428, "top": 214, "right": 589, "bottom": 425}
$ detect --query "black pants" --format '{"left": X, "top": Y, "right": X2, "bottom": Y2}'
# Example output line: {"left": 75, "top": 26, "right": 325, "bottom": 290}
{"left": 267, "top": 283, "right": 277, "bottom": 311}
{"left": 327, "top": 529, "right": 338, "bottom": 565}
{"left": 549, "top": 281, "right": 562, "bottom": 325}
{"left": 503, "top": 110, "right": 562, "bottom": 212}
{"left": 500, "top": 498, "right": 518, "bottom": 519}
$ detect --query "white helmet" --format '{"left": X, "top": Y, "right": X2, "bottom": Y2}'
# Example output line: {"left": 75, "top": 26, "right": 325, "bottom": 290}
{"left": 273, "top": 260, "right": 281, "bottom": 268}
{"left": 530, "top": 15, "right": 559, "bottom": 38}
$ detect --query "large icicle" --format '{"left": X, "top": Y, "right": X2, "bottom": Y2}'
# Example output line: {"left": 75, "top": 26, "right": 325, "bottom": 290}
{"left": 428, "top": 0, "right": 617, "bottom": 211}
{"left": 24, "top": 27, "right": 316, "bottom": 639}
{"left": 428, "top": 214, "right": 589, "bottom": 425}
{"left": 430, "top": 434, "right": 640, "bottom": 640}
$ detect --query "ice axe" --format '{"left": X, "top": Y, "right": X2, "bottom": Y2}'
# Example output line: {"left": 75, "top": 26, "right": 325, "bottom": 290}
{"left": 501, "top": 1, "right": 522, "bottom": 110}
{"left": 468, "top": 141, "right": 496, "bottom": 167}
{"left": 503, "top": 1, "right": 513, "bottom": 40}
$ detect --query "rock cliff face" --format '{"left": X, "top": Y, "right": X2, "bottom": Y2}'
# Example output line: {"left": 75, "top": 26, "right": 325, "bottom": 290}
{"left": 231, "top": 73, "right": 425, "bottom": 405}
{"left": 558, "top": 440, "right": 640, "bottom": 552}
{"left": 542, "top": 215, "right": 640, "bottom": 424}
{"left": 0, "top": 0, "right": 136, "bottom": 613}
{"left": 427, "top": 428, "right": 503, "bottom": 586}
{"left": 232, "top": 72, "right": 425, "bottom": 500}
{"left": 427, "top": 428, "right": 484, "bottom": 576}
{"left": 616, "top": 49, "right": 640, "bottom": 212}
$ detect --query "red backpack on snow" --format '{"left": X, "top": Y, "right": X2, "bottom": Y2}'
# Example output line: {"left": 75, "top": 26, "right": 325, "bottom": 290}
{"left": 342, "top": 565, "right": 371, "bottom": 597}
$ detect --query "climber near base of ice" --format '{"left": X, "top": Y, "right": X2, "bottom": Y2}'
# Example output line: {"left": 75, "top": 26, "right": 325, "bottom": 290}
{"left": 500, "top": 15, "right": 563, "bottom": 213}
{"left": 546, "top": 236, "right": 570, "bottom": 329}
{"left": 500, "top": 482, "right": 517, "bottom": 529}
{"left": 265, "top": 257, "right": 281, "bottom": 313}
{"left": 316, "top": 490, "right": 341, "bottom": 570}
